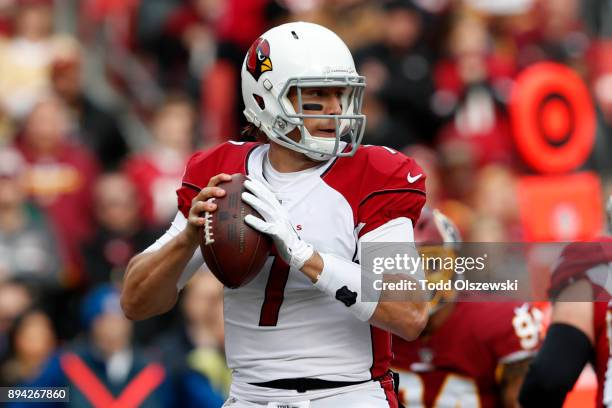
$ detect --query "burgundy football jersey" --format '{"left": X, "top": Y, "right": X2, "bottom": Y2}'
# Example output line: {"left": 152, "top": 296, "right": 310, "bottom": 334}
{"left": 392, "top": 302, "right": 542, "bottom": 408}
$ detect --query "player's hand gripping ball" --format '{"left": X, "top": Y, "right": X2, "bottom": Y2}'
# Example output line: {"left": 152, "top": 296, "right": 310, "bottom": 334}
{"left": 200, "top": 173, "right": 272, "bottom": 288}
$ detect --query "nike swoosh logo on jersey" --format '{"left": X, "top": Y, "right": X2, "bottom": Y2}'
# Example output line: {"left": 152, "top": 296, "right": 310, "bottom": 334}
{"left": 407, "top": 172, "right": 423, "bottom": 183}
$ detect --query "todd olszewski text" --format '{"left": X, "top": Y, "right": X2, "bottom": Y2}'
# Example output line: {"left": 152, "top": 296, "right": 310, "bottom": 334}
{"left": 373, "top": 279, "right": 520, "bottom": 292}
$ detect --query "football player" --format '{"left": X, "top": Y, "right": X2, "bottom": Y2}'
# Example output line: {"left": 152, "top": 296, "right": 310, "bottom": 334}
{"left": 519, "top": 195, "right": 612, "bottom": 408}
{"left": 392, "top": 208, "right": 541, "bottom": 408}
{"left": 121, "top": 22, "right": 429, "bottom": 407}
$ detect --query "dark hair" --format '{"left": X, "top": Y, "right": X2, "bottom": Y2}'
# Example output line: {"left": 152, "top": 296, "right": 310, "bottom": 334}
{"left": 241, "top": 123, "right": 268, "bottom": 143}
{"left": 6, "top": 308, "right": 54, "bottom": 356}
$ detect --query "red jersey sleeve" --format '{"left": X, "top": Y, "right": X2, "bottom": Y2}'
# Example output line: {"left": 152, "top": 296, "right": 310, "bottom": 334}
{"left": 176, "top": 142, "right": 259, "bottom": 218}
{"left": 548, "top": 238, "right": 612, "bottom": 300}
{"left": 356, "top": 146, "right": 426, "bottom": 238}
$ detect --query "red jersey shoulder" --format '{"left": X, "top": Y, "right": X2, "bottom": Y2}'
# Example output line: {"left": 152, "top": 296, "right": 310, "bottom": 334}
{"left": 349, "top": 145, "right": 426, "bottom": 236}
{"left": 548, "top": 237, "right": 612, "bottom": 300}
{"left": 462, "top": 302, "right": 541, "bottom": 362}
{"left": 325, "top": 145, "right": 425, "bottom": 194}
{"left": 182, "top": 141, "right": 260, "bottom": 188}
{"left": 319, "top": 145, "right": 426, "bottom": 235}
{"left": 177, "top": 141, "right": 259, "bottom": 218}
{"left": 350, "top": 145, "right": 426, "bottom": 195}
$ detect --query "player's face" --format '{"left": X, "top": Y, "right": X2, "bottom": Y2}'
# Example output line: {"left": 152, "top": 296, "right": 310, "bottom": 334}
{"left": 287, "top": 86, "right": 345, "bottom": 140}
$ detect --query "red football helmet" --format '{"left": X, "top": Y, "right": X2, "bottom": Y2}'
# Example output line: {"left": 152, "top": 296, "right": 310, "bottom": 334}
{"left": 414, "top": 208, "right": 461, "bottom": 312}
{"left": 414, "top": 208, "right": 461, "bottom": 245}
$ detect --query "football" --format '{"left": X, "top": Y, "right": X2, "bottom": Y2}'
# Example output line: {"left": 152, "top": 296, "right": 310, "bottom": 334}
{"left": 200, "top": 173, "right": 272, "bottom": 288}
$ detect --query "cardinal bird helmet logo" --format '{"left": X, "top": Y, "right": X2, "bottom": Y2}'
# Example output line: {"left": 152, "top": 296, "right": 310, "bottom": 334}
{"left": 246, "top": 38, "right": 273, "bottom": 81}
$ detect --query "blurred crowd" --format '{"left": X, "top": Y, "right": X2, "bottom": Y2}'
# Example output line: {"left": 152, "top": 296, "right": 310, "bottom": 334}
{"left": 0, "top": 0, "right": 611, "bottom": 406}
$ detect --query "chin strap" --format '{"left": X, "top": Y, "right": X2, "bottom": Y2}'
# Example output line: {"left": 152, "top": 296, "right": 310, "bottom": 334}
{"left": 301, "top": 128, "right": 339, "bottom": 161}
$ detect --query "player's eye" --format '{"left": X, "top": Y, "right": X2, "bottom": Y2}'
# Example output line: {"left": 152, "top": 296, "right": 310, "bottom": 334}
{"left": 305, "top": 89, "right": 323, "bottom": 97}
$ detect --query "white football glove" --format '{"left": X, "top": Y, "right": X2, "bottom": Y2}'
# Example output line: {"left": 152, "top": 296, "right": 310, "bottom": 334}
{"left": 241, "top": 178, "right": 314, "bottom": 269}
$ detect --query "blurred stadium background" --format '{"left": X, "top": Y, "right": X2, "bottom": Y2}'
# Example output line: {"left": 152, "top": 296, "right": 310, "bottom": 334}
{"left": 0, "top": 0, "right": 610, "bottom": 406}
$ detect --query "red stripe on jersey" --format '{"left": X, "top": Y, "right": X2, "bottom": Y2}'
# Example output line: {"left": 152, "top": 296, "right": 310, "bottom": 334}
{"left": 359, "top": 188, "right": 426, "bottom": 207}
{"left": 380, "top": 375, "right": 399, "bottom": 408}
{"left": 357, "top": 189, "right": 426, "bottom": 239}
{"left": 182, "top": 181, "right": 202, "bottom": 192}
{"left": 370, "top": 326, "right": 392, "bottom": 379}
{"left": 259, "top": 256, "right": 291, "bottom": 326}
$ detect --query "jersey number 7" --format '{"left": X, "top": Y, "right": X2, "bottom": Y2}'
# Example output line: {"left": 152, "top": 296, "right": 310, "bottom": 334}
{"left": 259, "top": 255, "right": 291, "bottom": 326}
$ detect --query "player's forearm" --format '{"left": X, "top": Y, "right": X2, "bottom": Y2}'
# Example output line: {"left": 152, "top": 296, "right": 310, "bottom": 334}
{"left": 500, "top": 359, "right": 532, "bottom": 408}
{"left": 305, "top": 251, "right": 429, "bottom": 337}
{"left": 368, "top": 272, "right": 429, "bottom": 340}
{"left": 370, "top": 299, "right": 429, "bottom": 341}
{"left": 121, "top": 229, "right": 199, "bottom": 320}
{"left": 301, "top": 251, "right": 323, "bottom": 283}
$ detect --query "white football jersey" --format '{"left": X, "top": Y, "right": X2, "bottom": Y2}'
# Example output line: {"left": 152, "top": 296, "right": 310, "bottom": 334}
{"left": 172, "top": 141, "right": 426, "bottom": 400}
